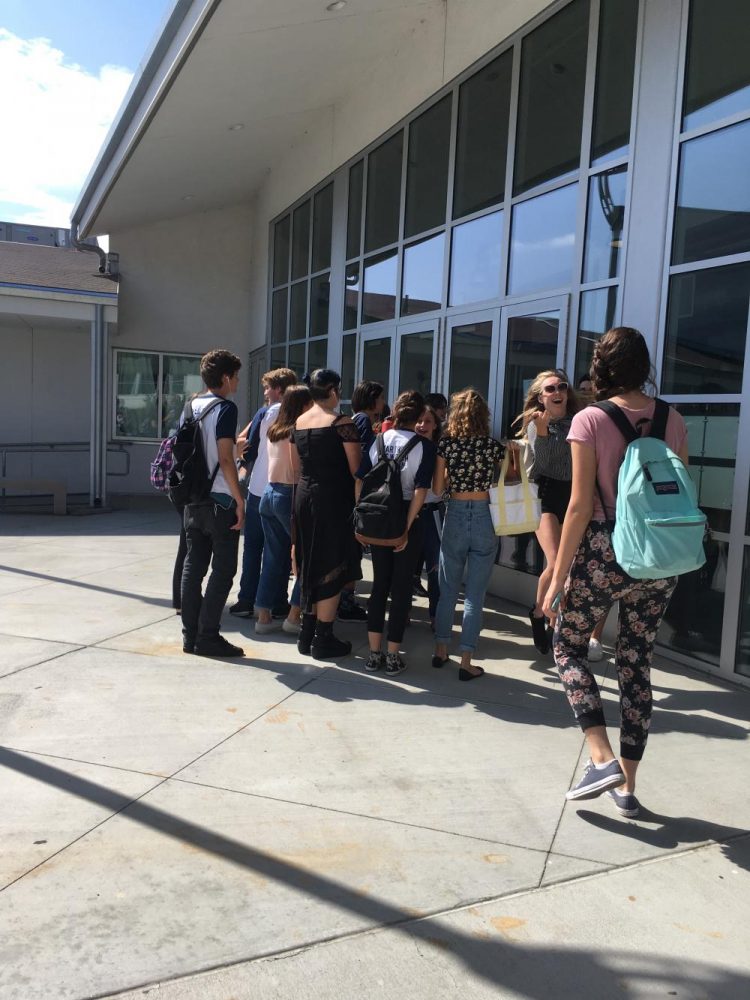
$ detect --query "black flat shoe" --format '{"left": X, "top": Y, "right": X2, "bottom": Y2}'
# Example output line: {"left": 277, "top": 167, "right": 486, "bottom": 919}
{"left": 529, "top": 608, "right": 550, "bottom": 654}
{"left": 459, "top": 666, "right": 484, "bottom": 682}
{"left": 431, "top": 654, "right": 449, "bottom": 669}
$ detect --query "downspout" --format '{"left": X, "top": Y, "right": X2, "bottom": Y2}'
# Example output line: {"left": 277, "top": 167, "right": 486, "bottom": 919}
{"left": 89, "top": 304, "right": 107, "bottom": 507}
{"left": 70, "top": 221, "right": 107, "bottom": 273}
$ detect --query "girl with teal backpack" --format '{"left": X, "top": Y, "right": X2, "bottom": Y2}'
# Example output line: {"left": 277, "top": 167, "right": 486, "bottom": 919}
{"left": 542, "top": 327, "right": 699, "bottom": 819}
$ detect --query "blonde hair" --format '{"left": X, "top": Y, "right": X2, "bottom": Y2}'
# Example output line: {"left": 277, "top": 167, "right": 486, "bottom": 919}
{"left": 513, "top": 369, "right": 581, "bottom": 436}
{"left": 446, "top": 388, "right": 490, "bottom": 438}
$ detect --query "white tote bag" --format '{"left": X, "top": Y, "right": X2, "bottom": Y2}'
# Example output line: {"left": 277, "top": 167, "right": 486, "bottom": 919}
{"left": 489, "top": 451, "right": 541, "bottom": 536}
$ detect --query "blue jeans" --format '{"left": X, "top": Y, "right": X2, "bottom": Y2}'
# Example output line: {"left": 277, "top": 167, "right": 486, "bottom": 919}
{"left": 434, "top": 500, "right": 497, "bottom": 653}
{"left": 238, "top": 492, "right": 264, "bottom": 604}
{"left": 256, "top": 484, "right": 299, "bottom": 610}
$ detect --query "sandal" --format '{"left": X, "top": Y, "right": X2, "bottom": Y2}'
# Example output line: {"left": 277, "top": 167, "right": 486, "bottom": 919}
{"left": 459, "top": 666, "right": 484, "bottom": 682}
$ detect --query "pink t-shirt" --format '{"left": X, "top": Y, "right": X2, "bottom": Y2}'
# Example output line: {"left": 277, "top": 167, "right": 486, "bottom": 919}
{"left": 568, "top": 401, "right": 688, "bottom": 521}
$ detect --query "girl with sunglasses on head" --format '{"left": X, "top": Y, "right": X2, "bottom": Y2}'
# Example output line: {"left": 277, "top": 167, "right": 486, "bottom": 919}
{"left": 514, "top": 370, "right": 581, "bottom": 655}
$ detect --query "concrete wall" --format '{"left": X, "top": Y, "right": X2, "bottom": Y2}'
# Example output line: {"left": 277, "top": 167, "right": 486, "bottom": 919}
{"left": 110, "top": 201, "right": 256, "bottom": 493}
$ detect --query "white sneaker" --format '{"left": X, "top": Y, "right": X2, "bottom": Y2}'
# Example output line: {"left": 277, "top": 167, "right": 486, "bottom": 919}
{"left": 588, "top": 638, "right": 604, "bottom": 662}
{"left": 255, "top": 619, "right": 282, "bottom": 634}
{"left": 282, "top": 618, "right": 300, "bottom": 635}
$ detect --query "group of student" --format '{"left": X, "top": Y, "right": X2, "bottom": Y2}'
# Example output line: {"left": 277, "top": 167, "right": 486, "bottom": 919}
{"left": 176, "top": 325, "right": 691, "bottom": 818}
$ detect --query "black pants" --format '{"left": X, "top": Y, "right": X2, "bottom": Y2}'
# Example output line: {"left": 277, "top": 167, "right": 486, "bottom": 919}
{"left": 181, "top": 501, "right": 240, "bottom": 642}
{"left": 367, "top": 514, "right": 424, "bottom": 644}
{"left": 172, "top": 503, "right": 188, "bottom": 609}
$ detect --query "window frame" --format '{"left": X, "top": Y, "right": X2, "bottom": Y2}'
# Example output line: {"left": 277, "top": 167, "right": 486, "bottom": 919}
{"left": 112, "top": 348, "right": 202, "bottom": 443}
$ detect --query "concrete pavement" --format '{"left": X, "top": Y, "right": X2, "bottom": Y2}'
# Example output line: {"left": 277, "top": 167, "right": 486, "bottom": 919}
{"left": 1, "top": 505, "right": 749, "bottom": 1000}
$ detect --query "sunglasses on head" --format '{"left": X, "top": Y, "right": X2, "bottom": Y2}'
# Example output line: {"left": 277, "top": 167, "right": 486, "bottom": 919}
{"left": 541, "top": 381, "right": 568, "bottom": 394}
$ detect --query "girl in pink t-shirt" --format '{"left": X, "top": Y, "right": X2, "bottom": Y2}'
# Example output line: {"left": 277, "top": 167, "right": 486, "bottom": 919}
{"left": 542, "top": 327, "right": 689, "bottom": 817}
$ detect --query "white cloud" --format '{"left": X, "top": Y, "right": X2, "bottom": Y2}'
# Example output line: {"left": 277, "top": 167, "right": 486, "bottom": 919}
{"left": 0, "top": 29, "right": 132, "bottom": 230}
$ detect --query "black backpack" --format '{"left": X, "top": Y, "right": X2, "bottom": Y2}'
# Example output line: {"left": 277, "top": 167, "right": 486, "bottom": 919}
{"left": 354, "top": 433, "right": 421, "bottom": 546}
{"left": 167, "top": 398, "right": 223, "bottom": 506}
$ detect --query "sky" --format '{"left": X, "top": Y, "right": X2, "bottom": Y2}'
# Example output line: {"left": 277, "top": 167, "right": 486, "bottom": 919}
{"left": 0, "top": 0, "right": 174, "bottom": 231}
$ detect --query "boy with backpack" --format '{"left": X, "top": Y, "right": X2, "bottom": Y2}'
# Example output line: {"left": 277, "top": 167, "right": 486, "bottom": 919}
{"left": 179, "top": 350, "right": 245, "bottom": 657}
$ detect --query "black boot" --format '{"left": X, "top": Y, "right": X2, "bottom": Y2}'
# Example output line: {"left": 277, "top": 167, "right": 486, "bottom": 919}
{"left": 298, "top": 613, "right": 316, "bottom": 655}
{"left": 311, "top": 620, "right": 352, "bottom": 660}
{"left": 529, "top": 607, "right": 550, "bottom": 654}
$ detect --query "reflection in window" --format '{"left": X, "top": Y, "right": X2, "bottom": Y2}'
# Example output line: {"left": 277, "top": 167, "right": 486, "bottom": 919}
{"left": 514, "top": 0, "right": 589, "bottom": 195}
{"left": 683, "top": 0, "right": 750, "bottom": 131}
{"left": 583, "top": 167, "right": 627, "bottom": 283}
{"left": 312, "top": 184, "right": 333, "bottom": 273}
{"left": 362, "top": 250, "right": 398, "bottom": 324}
{"left": 448, "top": 321, "right": 492, "bottom": 399}
{"left": 678, "top": 403, "right": 739, "bottom": 534}
{"left": 509, "top": 183, "right": 578, "bottom": 295}
{"left": 271, "top": 288, "right": 288, "bottom": 344}
{"left": 365, "top": 132, "right": 403, "bottom": 253}
{"left": 673, "top": 120, "right": 750, "bottom": 265}
{"left": 401, "top": 233, "right": 445, "bottom": 316}
{"left": 291, "top": 201, "right": 311, "bottom": 280}
{"left": 341, "top": 332, "right": 357, "bottom": 400}
{"left": 307, "top": 337, "right": 328, "bottom": 374}
{"left": 344, "top": 263, "right": 360, "bottom": 331}
{"left": 590, "top": 0, "right": 638, "bottom": 165}
{"left": 347, "top": 161, "right": 364, "bottom": 260}
{"left": 501, "top": 311, "right": 559, "bottom": 435}
{"left": 273, "top": 215, "right": 290, "bottom": 286}
{"left": 735, "top": 548, "right": 750, "bottom": 677}
{"left": 659, "top": 538, "right": 727, "bottom": 666}
{"left": 289, "top": 281, "right": 308, "bottom": 341}
{"left": 288, "top": 342, "right": 306, "bottom": 378}
{"left": 270, "top": 347, "right": 286, "bottom": 370}
{"left": 405, "top": 96, "right": 452, "bottom": 238}
{"left": 116, "top": 351, "right": 159, "bottom": 439}
{"left": 576, "top": 286, "right": 617, "bottom": 383}
{"left": 309, "top": 274, "right": 330, "bottom": 338}
{"left": 399, "top": 331, "right": 434, "bottom": 395}
{"left": 449, "top": 211, "right": 503, "bottom": 306}
{"left": 453, "top": 51, "right": 512, "bottom": 219}
{"left": 162, "top": 355, "right": 203, "bottom": 434}
{"left": 495, "top": 533, "right": 545, "bottom": 576}
{"left": 362, "top": 336, "right": 391, "bottom": 391}
{"left": 662, "top": 263, "right": 750, "bottom": 394}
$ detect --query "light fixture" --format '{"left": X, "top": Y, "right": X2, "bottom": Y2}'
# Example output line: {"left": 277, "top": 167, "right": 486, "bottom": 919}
{"left": 228, "top": 123, "right": 244, "bottom": 131}
{"left": 326, "top": 1, "right": 347, "bottom": 11}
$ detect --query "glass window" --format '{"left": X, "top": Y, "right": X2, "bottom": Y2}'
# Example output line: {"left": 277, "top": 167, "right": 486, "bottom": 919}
{"left": 347, "top": 161, "right": 364, "bottom": 260}
{"left": 291, "top": 201, "right": 311, "bottom": 280}
{"left": 288, "top": 341, "right": 306, "bottom": 378}
{"left": 273, "top": 215, "right": 290, "bottom": 286}
{"left": 362, "top": 335, "right": 391, "bottom": 391}
{"left": 341, "top": 332, "right": 357, "bottom": 400}
{"left": 736, "top": 547, "right": 750, "bottom": 676}
{"left": 683, "top": 0, "right": 750, "bottom": 131}
{"left": 673, "top": 120, "right": 750, "bottom": 265}
{"left": 501, "top": 311, "right": 560, "bottom": 435}
{"left": 513, "top": 0, "right": 590, "bottom": 195}
{"left": 162, "top": 355, "right": 203, "bottom": 434}
{"left": 676, "top": 403, "right": 739, "bottom": 534}
{"left": 583, "top": 166, "right": 627, "bottom": 283}
{"left": 590, "top": 0, "right": 639, "bottom": 165}
{"left": 404, "top": 96, "right": 452, "bottom": 238}
{"left": 362, "top": 249, "right": 398, "bottom": 324}
{"left": 576, "top": 286, "right": 617, "bottom": 382}
{"left": 401, "top": 233, "right": 445, "bottom": 317}
{"left": 289, "top": 280, "right": 308, "bottom": 341}
{"left": 344, "top": 263, "right": 360, "bottom": 331}
{"left": 271, "top": 288, "right": 287, "bottom": 344}
{"left": 270, "top": 347, "right": 286, "bottom": 369}
{"left": 307, "top": 337, "right": 328, "bottom": 373}
{"left": 662, "top": 263, "right": 750, "bottom": 394}
{"left": 312, "top": 184, "right": 333, "bottom": 273}
{"left": 399, "top": 330, "right": 434, "bottom": 395}
{"left": 509, "top": 183, "right": 578, "bottom": 295}
{"left": 365, "top": 131, "right": 404, "bottom": 253}
{"left": 115, "top": 351, "right": 159, "bottom": 439}
{"left": 660, "top": 538, "right": 727, "bottom": 666}
{"left": 453, "top": 50, "right": 513, "bottom": 219}
{"left": 448, "top": 320, "right": 493, "bottom": 399}
{"left": 309, "top": 273, "right": 330, "bottom": 339}
{"left": 449, "top": 211, "right": 503, "bottom": 306}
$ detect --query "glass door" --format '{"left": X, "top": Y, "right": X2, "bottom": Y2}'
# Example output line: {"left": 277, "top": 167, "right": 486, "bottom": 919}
{"left": 395, "top": 318, "right": 440, "bottom": 398}
{"left": 442, "top": 309, "right": 501, "bottom": 417}
{"left": 495, "top": 296, "right": 569, "bottom": 439}
{"left": 359, "top": 327, "right": 396, "bottom": 403}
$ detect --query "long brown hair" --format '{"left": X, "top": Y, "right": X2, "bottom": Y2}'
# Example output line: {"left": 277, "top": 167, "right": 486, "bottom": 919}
{"left": 513, "top": 369, "right": 581, "bottom": 436}
{"left": 267, "top": 385, "right": 312, "bottom": 442}
{"left": 591, "top": 327, "right": 655, "bottom": 400}
{"left": 446, "top": 388, "right": 490, "bottom": 438}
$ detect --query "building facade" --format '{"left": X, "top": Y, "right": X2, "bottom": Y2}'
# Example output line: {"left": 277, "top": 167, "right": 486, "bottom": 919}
{"left": 73, "top": 0, "right": 750, "bottom": 685}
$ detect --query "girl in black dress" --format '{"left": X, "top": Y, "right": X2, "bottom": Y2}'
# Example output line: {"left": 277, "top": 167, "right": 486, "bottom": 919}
{"left": 292, "top": 369, "right": 362, "bottom": 659}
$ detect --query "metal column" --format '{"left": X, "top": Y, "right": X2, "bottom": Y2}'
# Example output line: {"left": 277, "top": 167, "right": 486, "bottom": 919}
{"left": 89, "top": 304, "right": 108, "bottom": 507}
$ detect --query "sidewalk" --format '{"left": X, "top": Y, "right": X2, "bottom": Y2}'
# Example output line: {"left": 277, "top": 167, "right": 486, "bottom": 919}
{"left": 1, "top": 507, "right": 749, "bottom": 1000}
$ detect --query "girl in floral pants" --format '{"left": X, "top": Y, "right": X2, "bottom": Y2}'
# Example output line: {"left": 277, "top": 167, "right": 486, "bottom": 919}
{"left": 554, "top": 523, "right": 676, "bottom": 761}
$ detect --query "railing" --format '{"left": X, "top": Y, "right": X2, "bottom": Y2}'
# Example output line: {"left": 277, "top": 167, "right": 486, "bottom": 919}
{"left": 0, "top": 442, "right": 130, "bottom": 505}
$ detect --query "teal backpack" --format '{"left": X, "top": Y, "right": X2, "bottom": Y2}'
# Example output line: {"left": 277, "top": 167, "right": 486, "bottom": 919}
{"left": 595, "top": 399, "right": 706, "bottom": 580}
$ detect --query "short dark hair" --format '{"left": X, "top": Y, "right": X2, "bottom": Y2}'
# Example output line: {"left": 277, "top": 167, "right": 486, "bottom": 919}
{"left": 308, "top": 368, "right": 342, "bottom": 402}
{"left": 351, "top": 380, "right": 384, "bottom": 413}
{"left": 591, "top": 327, "right": 654, "bottom": 400}
{"left": 425, "top": 392, "right": 447, "bottom": 411}
{"left": 392, "top": 390, "right": 425, "bottom": 428}
{"left": 200, "top": 349, "right": 241, "bottom": 389}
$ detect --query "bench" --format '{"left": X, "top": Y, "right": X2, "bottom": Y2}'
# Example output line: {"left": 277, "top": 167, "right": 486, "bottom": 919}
{"left": 0, "top": 478, "right": 67, "bottom": 515}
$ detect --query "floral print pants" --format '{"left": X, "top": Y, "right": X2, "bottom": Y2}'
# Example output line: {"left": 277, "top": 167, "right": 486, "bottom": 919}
{"left": 554, "top": 522, "right": 676, "bottom": 761}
